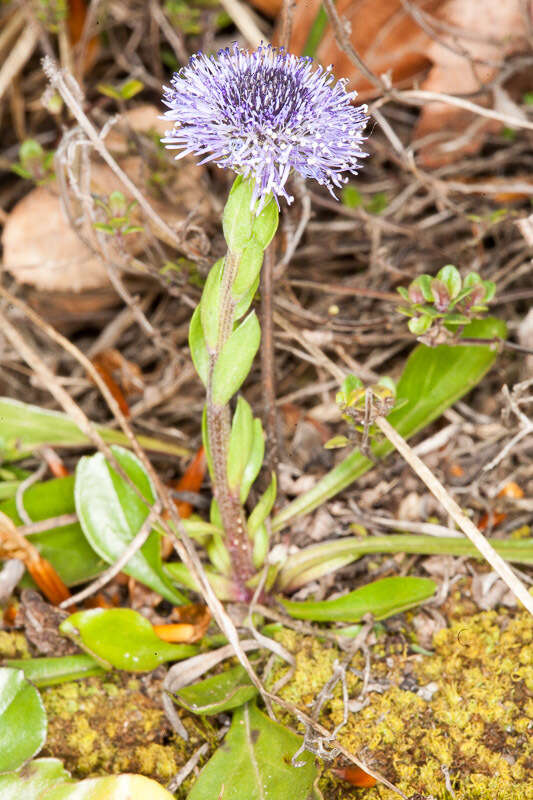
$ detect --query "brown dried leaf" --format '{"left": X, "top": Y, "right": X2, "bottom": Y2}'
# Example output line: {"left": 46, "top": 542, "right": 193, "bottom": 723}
{"left": 288, "top": 0, "right": 530, "bottom": 165}
{"left": 17, "top": 589, "right": 78, "bottom": 655}
{"left": 3, "top": 105, "right": 210, "bottom": 293}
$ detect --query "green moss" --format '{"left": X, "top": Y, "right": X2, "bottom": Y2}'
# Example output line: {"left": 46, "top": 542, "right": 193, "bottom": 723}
{"left": 41, "top": 671, "right": 213, "bottom": 787}
{"left": 266, "top": 609, "right": 533, "bottom": 800}
{"left": 0, "top": 630, "right": 30, "bottom": 659}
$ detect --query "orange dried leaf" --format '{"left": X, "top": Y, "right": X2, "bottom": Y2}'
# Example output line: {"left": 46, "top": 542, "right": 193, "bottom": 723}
{"left": 90, "top": 349, "right": 143, "bottom": 419}
{"left": 173, "top": 602, "right": 210, "bottom": 626}
{"left": 478, "top": 511, "right": 507, "bottom": 532}
{"left": 498, "top": 481, "right": 524, "bottom": 500}
{"left": 152, "top": 623, "right": 197, "bottom": 643}
{"left": 0, "top": 511, "right": 71, "bottom": 605}
{"left": 171, "top": 447, "right": 207, "bottom": 519}
{"left": 67, "top": 0, "right": 100, "bottom": 72}
{"left": 449, "top": 463, "right": 464, "bottom": 478}
{"left": 27, "top": 558, "right": 72, "bottom": 606}
{"left": 331, "top": 765, "right": 377, "bottom": 787}
{"left": 41, "top": 446, "right": 69, "bottom": 478}
{"left": 154, "top": 603, "right": 211, "bottom": 643}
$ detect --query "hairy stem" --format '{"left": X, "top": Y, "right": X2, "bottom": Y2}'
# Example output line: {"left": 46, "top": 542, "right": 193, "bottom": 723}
{"left": 207, "top": 250, "right": 255, "bottom": 600}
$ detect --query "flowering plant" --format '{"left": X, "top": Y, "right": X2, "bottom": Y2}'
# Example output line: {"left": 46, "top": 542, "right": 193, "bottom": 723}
{"left": 161, "top": 43, "right": 369, "bottom": 600}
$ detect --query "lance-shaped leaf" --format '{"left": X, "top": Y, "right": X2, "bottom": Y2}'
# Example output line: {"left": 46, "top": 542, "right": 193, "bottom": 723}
{"left": 232, "top": 236, "right": 264, "bottom": 298}
{"left": 247, "top": 473, "right": 277, "bottom": 537}
{"left": 189, "top": 306, "right": 209, "bottom": 386}
{"left": 240, "top": 418, "right": 265, "bottom": 504}
{"left": 222, "top": 176, "right": 255, "bottom": 252}
{"left": 0, "top": 397, "right": 189, "bottom": 462}
{"left": 172, "top": 664, "right": 257, "bottom": 715}
{"left": 5, "top": 655, "right": 104, "bottom": 687}
{"left": 277, "top": 534, "right": 533, "bottom": 593}
{"left": 0, "top": 668, "right": 47, "bottom": 773}
{"left": 188, "top": 701, "right": 316, "bottom": 800}
{"left": 227, "top": 396, "right": 254, "bottom": 492}
{"left": 75, "top": 445, "right": 186, "bottom": 605}
{"left": 212, "top": 312, "right": 260, "bottom": 407}
{"left": 280, "top": 576, "right": 436, "bottom": 622}
{"left": 200, "top": 258, "right": 224, "bottom": 349}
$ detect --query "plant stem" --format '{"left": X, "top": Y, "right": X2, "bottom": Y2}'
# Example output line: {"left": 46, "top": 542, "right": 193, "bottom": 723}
{"left": 207, "top": 250, "right": 255, "bottom": 600}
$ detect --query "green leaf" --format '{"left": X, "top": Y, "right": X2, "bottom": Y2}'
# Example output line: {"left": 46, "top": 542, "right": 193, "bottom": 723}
{"left": 412, "top": 275, "right": 434, "bottom": 302}
{"left": 482, "top": 281, "right": 496, "bottom": 303}
{"left": 252, "top": 522, "right": 269, "bottom": 569}
{"left": 233, "top": 275, "right": 260, "bottom": 320}
{"left": 59, "top": 608, "right": 197, "bottom": 671}
{"left": 187, "top": 702, "right": 316, "bottom": 800}
{"left": 277, "top": 535, "right": 533, "bottom": 593}
{"left": 324, "top": 435, "right": 350, "bottom": 449}
{"left": 119, "top": 78, "right": 144, "bottom": 99}
{"left": 19, "top": 139, "right": 44, "bottom": 164}
{"left": 302, "top": 3, "right": 328, "bottom": 57}
{"left": 0, "top": 758, "right": 72, "bottom": 800}
{"left": 280, "top": 576, "right": 436, "bottom": 622}
{"left": 200, "top": 258, "right": 224, "bottom": 349}
{"left": 207, "top": 529, "right": 231, "bottom": 575}
{"left": 232, "top": 236, "right": 264, "bottom": 298}
{"left": 180, "top": 517, "right": 223, "bottom": 545}
{"left": 93, "top": 222, "right": 115, "bottom": 234}
{"left": 212, "top": 312, "right": 260, "bottom": 407}
{"left": 365, "top": 191, "right": 388, "bottom": 214}
{"left": 240, "top": 418, "right": 265, "bottom": 504}
{"left": 247, "top": 473, "right": 276, "bottom": 536}
{"left": 252, "top": 196, "right": 279, "bottom": 249}
{"left": 227, "top": 396, "right": 254, "bottom": 492}
{"left": 4, "top": 655, "right": 104, "bottom": 687}
{"left": 74, "top": 445, "right": 186, "bottom": 605}
{"left": 97, "top": 83, "right": 122, "bottom": 99}
{"left": 341, "top": 185, "right": 363, "bottom": 208}
{"left": 272, "top": 318, "right": 506, "bottom": 532}
{"left": 172, "top": 664, "right": 257, "bottom": 715}
{"left": 396, "top": 286, "right": 409, "bottom": 301}
{"left": 189, "top": 306, "right": 209, "bottom": 385}
{"left": 0, "top": 397, "right": 190, "bottom": 461}
{"left": 408, "top": 314, "right": 432, "bottom": 335}
{"left": 437, "top": 265, "right": 462, "bottom": 298}
{"left": 10, "top": 164, "right": 32, "bottom": 180}
{"left": 223, "top": 177, "right": 255, "bottom": 252}
{"left": 0, "top": 668, "right": 47, "bottom": 773}
{"left": 0, "top": 476, "right": 105, "bottom": 587}
{"left": 164, "top": 562, "right": 239, "bottom": 602}
{"left": 41, "top": 774, "right": 176, "bottom": 799}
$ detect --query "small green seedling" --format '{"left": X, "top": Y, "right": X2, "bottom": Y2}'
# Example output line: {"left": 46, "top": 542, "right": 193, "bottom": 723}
{"left": 93, "top": 191, "right": 144, "bottom": 237}
{"left": 12, "top": 140, "right": 55, "bottom": 185}
{"left": 397, "top": 265, "right": 495, "bottom": 344}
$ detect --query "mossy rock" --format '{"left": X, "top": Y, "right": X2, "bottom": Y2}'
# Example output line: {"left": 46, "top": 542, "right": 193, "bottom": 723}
{"left": 267, "top": 609, "right": 533, "bottom": 800}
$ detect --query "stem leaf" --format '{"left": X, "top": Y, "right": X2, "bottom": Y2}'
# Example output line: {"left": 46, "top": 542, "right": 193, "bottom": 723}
{"left": 189, "top": 306, "right": 209, "bottom": 386}
{"left": 211, "top": 312, "right": 260, "bottom": 406}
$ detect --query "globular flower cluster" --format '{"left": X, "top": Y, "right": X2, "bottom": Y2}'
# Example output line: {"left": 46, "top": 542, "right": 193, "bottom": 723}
{"left": 162, "top": 43, "right": 369, "bottom": 209}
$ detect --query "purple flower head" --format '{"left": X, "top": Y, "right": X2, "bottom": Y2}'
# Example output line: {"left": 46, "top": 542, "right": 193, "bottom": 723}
{"left": 162, "top": 43, "right": 369, "bottom": 210}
